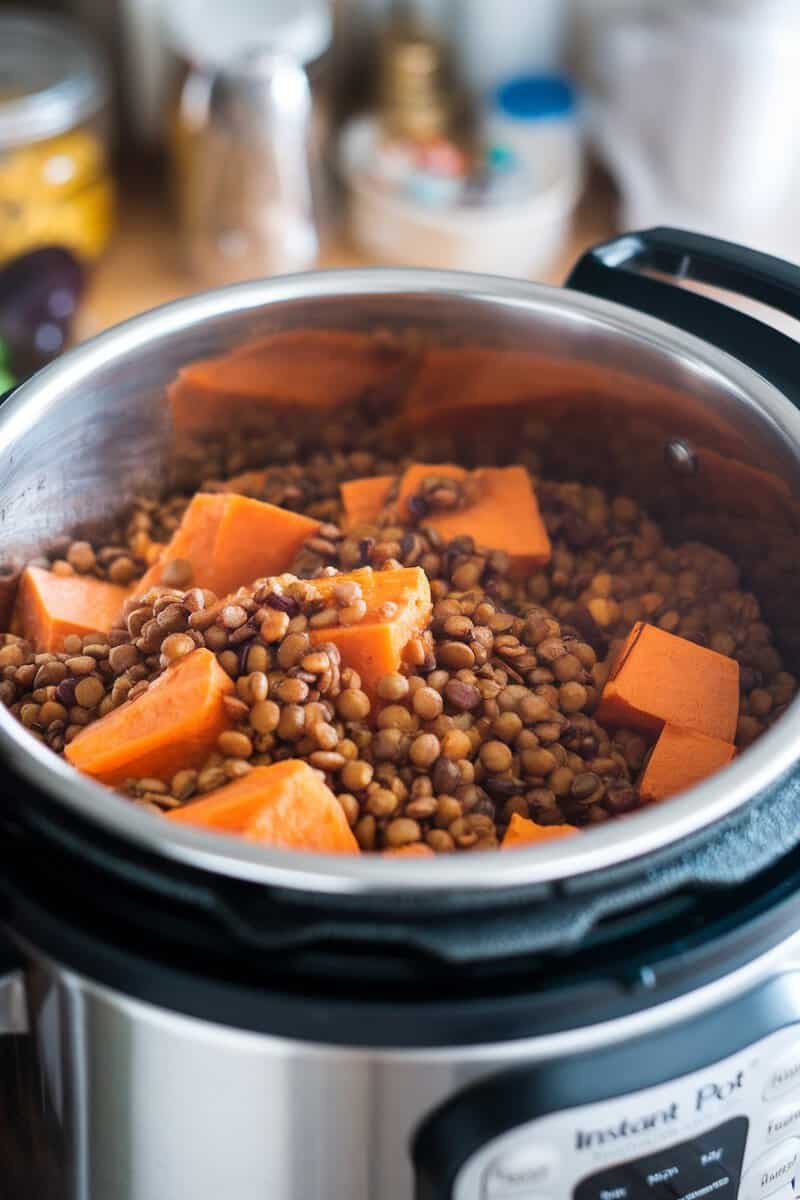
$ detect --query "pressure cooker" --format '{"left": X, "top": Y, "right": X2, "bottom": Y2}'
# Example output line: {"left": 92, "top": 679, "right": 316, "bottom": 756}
{"left": 4, "top": 229, "right": 800, "bottom": 1200}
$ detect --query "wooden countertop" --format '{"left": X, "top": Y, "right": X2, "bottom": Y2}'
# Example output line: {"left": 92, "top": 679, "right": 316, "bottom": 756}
{"left": 77, "top": 165, "right": 618, "bottom": 340}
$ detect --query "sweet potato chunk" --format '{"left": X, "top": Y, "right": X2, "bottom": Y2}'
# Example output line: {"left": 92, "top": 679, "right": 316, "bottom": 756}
{"left": 502, "top": 813, "right": 578, "bottom": 848}
{"left": 395, "top": 348, "right": 718, "bottom": 442}
{"left": 311, "top": 566, "right": 432, "bottom": 697}
{"left": 169, "top": 330, "right": 413, "bottom": 433}
{"left": 17, "top": 565, "right": 130, "bottom": 652}
{"left": 338, "top": 465, "right": 551, "bottom": 573}
{"left": 399, "top": 347, "right": 545, "bottom": 431}
{"left": 638, "top": 724, "right": 736, "bottom": 804}
{"left": 312, "top": 565, "right": 429, "bottom": 622}
{"left": 340, "top": 475, "right": 395, "bottom": 529}
{"left": 396, "top": 463, "right": 551, "bottom": 574}
{"left": 595, "top": 622, "right": 740, "bottom": 742}
{"left": 65, "top": 648, "right": 233, "bottom": 785}
{"left": 135, "top": 492, "right": 319, "bottom": 598}
{"left": 323, "top": 621, "right": 417, "bottom": 700}
{"left": 168, "top": 761, "right": 359, "bottom": 854}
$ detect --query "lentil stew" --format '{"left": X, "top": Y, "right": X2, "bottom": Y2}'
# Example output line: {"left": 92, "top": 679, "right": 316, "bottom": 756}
{"left": 0, "top": 327, "right": 796, "bottom": 858}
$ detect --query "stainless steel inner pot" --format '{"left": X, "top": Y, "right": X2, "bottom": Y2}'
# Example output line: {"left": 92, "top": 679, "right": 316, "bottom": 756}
{"left": 2, "top": 264, "right": 800, "bottom": 895}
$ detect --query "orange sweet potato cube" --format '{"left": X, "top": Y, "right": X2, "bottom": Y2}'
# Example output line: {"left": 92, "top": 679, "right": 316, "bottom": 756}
{"left": 168, "top": 760, "right": 359, "bottom": 854}
{"left": 396, "top": 463, "right": 551, "bottom": 575}
{"left": 17, "top": 566, "right": 130, "bottom": 652}
{"left": 169, "top": 330, "right": 414, "bottom": 433}
{"left": 65, "top": 648, "right": 233, "bottom": 785}
{"left": 134, "top": 492, "right": 320, "bottom": 598}
{"left": 311, "top": 566, "right": 432, "bottom": 698}
{"left": 397, "top": 347, "right": 546, "bottom": 432}
{"left": 638, "top": 724, "right": 736, "bottom": 804}
{"left": 340, "top": 475, "right": 395, "bottom": 528}
{"left": 502, "top": 813, "right": 577, "bottom": 848}
{"left": 595, "top": 622, "right": 740, "bottom": 742}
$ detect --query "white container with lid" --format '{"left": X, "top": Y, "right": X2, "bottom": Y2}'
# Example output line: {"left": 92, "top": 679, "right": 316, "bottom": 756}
{"left": 589, "top": 0, "right": 800, "bottom": 258}
{"left": 447, "top": 0, "right": 570, "bottom": 95}
{"left": 340, "top": 75, "right": 584, "bottom": 278}
{"left": 486, "top": 74, "right": 583, "bottom": 184}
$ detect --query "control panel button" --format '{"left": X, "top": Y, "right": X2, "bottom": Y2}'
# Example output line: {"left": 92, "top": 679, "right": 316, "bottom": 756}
{"left": 766, "top": 1101, "right": 800, "bottom": 1143}
{"left": 763, "top": 1049, "right": 800, "bottom": 1101}
{"left": 741, "top": 1138, "right": 800, "bottom": 1200}
{"left": 482, "top": 1144, "right": 557, "bottom": 1198}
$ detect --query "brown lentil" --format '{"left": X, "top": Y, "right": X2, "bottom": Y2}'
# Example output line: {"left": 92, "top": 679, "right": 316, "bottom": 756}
{"left": 337, "top": 793, "right": 360, "bottom": 827}
{"left": 161, "top": 633, "right": 195, "bottom": 661}
{"left": 217, "top": 730, "right": 254, "bottom": 758}
{"left": 412, "top": 685, "right": 444, "bottom": 720}
{"left": 341, "top": 760, "right": 373, "bottom": 791}
{"left": 440, "top": 728, "right": 472, "bottom": 760}
{"left": 384, "top": 817, "right": 421, "bottom": 847}
{"left": 67, "top": 541, "right": 96, "bottom": 573}
{"left": 336, "top": 688, "right": 371, "bottom": 721}
{"left": 376, "top": 672, "right": 409, "bottom": 702}
{"left": 66, "top": 655, "right": 97, "bottom": 676}
{"left": 250, "top": 699, "right": 280, "bottom": 733}
{"left": 73, "top": 676, "right": 105, "bottom": 708}
{"left": 409, "top": 732, "right": 440, "bottom": 768}
{"left": 480, "top": 740, "right": 513, "bottom": 773}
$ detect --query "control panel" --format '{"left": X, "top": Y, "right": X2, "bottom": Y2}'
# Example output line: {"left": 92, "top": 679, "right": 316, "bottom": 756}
{"left": 573, "top": 1116, "right": 748, "bottom": 1200}
{"left": 448, "top": 1022, "right": 800, "bottom": 1200}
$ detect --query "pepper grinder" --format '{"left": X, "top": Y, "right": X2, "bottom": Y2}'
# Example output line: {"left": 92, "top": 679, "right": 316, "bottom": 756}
{"left": 174, "top": 44, "right": 319, "bottom": 283}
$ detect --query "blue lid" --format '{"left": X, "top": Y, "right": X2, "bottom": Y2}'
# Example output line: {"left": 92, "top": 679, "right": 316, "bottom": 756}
{"left": 494, "top": 74, "right": 576, "bottom": 122}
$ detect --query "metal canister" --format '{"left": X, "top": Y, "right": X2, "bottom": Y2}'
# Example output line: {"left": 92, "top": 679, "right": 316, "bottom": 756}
{"left": 165, "top": 0, "right": 331, "bottom": 282}
{"left": 173, "top": 45, "right": 320, "bottom": 283}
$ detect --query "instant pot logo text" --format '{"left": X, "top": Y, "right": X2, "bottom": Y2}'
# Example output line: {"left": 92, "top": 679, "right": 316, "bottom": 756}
{"left": 575, "top": 1103, "right": 679, "bottom": 1150}
{"left": 575, "top": 1071, "right": 744, "bottom": 1150}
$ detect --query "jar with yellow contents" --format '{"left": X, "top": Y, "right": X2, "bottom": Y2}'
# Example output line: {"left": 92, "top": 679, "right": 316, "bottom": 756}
{"left": 0, "top": 11, "right": 113, "bottom": 268}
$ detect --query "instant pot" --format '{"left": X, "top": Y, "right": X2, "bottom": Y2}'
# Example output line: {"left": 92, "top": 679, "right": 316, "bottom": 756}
{"left": 3, "top": 229, "right": 800, "bottom": 1200}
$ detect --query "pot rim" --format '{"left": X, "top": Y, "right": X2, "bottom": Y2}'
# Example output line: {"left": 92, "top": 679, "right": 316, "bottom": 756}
{"left": 2, "top": 266, "right": 800, "bottom": 896}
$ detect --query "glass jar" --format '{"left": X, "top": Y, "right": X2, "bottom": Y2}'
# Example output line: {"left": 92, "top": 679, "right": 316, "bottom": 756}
{"left": 0, "top": 10, "right": 113, "bottom": 268}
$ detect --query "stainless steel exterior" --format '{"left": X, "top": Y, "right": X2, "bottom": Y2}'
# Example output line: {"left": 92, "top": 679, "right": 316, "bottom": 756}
{"left": 1, "top": 269, "right": 800, "bottom": 895}
{"left": 3, "top": 930, "right": 800, "bottom": 1199}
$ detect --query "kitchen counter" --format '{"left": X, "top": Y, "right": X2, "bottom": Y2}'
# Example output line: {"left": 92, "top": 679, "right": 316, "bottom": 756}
{"left": 77, "top": 165, "right": 618, "bottom": 339}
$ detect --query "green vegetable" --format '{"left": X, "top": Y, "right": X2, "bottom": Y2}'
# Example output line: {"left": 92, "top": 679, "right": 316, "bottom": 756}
{"left": 0, "top": 337, "right": 14, "bottom": 391}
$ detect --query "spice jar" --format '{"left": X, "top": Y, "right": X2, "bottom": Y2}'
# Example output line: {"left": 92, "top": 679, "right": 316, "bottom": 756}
{"left": 380, "top": 34, "right": 452, "bottom": 143}
{"left": 0, "top": 11, "right": 114, "bottom": 268}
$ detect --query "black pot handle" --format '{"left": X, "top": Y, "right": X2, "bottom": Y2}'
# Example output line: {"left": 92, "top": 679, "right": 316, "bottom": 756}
{"left": 566, "top": 227, "right": 800, "bottom": 407}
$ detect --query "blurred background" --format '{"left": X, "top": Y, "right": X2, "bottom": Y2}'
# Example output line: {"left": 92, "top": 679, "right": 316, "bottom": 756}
{"left": 0, "top": 0, "right": 798, "bottom": 391}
